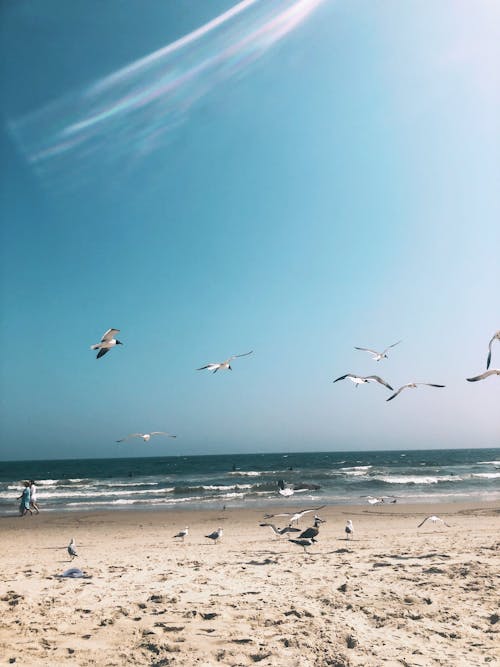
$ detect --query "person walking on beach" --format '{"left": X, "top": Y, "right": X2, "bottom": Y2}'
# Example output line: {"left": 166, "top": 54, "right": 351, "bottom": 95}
{"left": 17, "top": 482, "right": 33, "bottom": 517}
{"left": 29, "top": 480, "right": 40, "bottom": 514}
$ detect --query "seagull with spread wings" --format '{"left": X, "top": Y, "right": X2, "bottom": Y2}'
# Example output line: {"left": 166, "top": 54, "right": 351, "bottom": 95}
{"left": 486, "top": 331, "right": 500, "bottom": 369}
{"left": 466, "top": 369, "right": 500, "bottom": 383}
{"left": 263, "top": 505, "right": 326, "bottom": 525}
{"left": 417, "top": 515, "right": 450, "bottom": 528}
{"left": 196, "top": 351, "right": 253, "bottom": 373}
{"left": 334, "top": 374, "right": 393, "bottom": 390}
{"left": 116, "top": 432, "right": 176, "bottom": 443}
{"left": 354, "top": 340, "right": 402, "bottom": 361}
{"left": 387, "top": 382, "right": 445, "bottom": 402}
{"left": 90, "top": 328, "right": 123, "bottom": 359}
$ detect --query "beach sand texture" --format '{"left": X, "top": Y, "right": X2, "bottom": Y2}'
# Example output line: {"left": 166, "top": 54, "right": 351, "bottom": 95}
{"left": 0, "top": 502, "right": 499, "bottom": 666}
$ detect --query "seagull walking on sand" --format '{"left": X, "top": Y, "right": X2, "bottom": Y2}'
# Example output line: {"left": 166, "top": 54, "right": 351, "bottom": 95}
{"left": 354, "top": 340, "right": 402, "bottom": 361}
{"left": 386, "top": 382, "right": 445, "bottom": 402}
{"left": 90, "top": 328, "right": 123, "bottom": 359}
{"left": 486, "top": 331, "right": 500, "bottom": 369}
{"left": 334, "top": 374, "right": 393, "bottom": 390}
{"left": 289, "top": 537, "right": 314, "bottom": 554}
{"left": 466, "top": 369, "right": 500, "bottom": 383}
{"left": 116, "top": 432, "right": 176, "bottom": 443}
{"left": 345, "top": 520, "right": 354, "bottom": 540}
{"left": 205, "top": 527, "right": 223, "bottom": 544}
{"left": 67, "top": 538, "right": 78, "bottom": 561}
{"left": 417, "top": 515, "right": 450, "bottom": 528}
{"left": 173, "top": 527, "right": 189, "bottom": 542}
{"left": 263, "top": 505, "right": 326, "bottom": 526}
{"left": 197, "top": 351, "right": 253, "bottom": 373}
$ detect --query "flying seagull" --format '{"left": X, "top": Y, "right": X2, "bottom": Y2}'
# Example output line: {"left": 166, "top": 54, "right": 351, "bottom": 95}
{"left": 345, "top": 520, "right": 354, "bottom": 540}
{"left": 387, "top": 383, "right": 445, "bottom": 402}
{"left": 205, "top": 527, "right": 223, "bottom": 544}
{"left": 263, "top": 505, "right": 326, "bottom": 525}
{"left": 417, "top": 515, "right": 450, "bottom": 528}
{"left": 90, "top": 328, "right": 123, "bottom": 359}
{"left": 277, "top": 479, "right": 320, "bottom": 497}
{"left": 197, "top": 351, "right": 253, "bottom": 373}
{"left": 173, "top": 526, "right": 189, "bottom": 542}
{"left": 67, "top": 538, "right": 78, "bottom": 561}
{"left": 334, "top": 374, "right": 393, "bottom": 390}
{"left": 486, "top": 331, "right": 500, "bottom": 369}
{"left": 354, "top": 340, "right": 402, "bottom": 361}
{"left": 116, "top": 432, "right": 177, "bottom": 443}
{"left": 466, "top": 369, "right": 500, "bottom": 383}
{"left": 259, "top": 523, "right": 301, "bottom": 538}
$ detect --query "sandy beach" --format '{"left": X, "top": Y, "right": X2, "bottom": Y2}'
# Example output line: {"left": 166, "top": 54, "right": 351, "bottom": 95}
{"left": 0, "top": 501, "right": 499, "bottom": 667}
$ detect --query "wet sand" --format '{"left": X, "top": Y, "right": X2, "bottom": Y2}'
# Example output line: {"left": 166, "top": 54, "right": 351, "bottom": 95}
{"left": 0, "top": 501, "right": 499, "bottom": 666}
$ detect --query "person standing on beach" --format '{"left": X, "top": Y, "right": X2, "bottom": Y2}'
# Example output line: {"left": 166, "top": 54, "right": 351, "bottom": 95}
{"left": 17, "top": 482, "right": 32, "bottom": 517}
{"left": 29, "top": 480, "right": 40, "bottom": 514}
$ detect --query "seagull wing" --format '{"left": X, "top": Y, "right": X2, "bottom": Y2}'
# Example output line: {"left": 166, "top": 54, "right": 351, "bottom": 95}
{"left": 364, "top": 375, "right": 393, "bottom": 390}
{"left": 486, "top": 332, "right": 500, "bottom": 369}
{"left": 101, "top": 328, "right": 119, "bottom": 342}
{"left": 263, "top": 512, "right": 291, "bottom": 519}
{"left": 196, "top": 363, "right": 219, "bottom": 370}
{"left": 333, "top": 374, "right": 354, "bottom": 383}
{"left": 229, "top": 350, "right": 253, "bottom": 360}
{"left": 96, "top": 347, "right": 110, "bottom": 359}
{"left": 150, "top": 432, "right": 177, "bottom": 438}
{"left": 418, "top": 383, "right": 446, "bottom": 389}
{"left": 417, "top": 516, "right": 430, "bottom": 527}
{"left": 296, "top": 505, "right": 326, "bottom": 516}
{"left": 116, "top": 433, "right": 143, "bottom": 442}
{"left": 386, "top": 385, "right": 410, "bottom": 402}
{"left": 467, "top": 369, "right": 499, "bottom": 382}
{"left": 354, "top": 347, "right": 379, "bottom": 355}
{"left": 383, "top": 340, "right": 402, "bottom": 354}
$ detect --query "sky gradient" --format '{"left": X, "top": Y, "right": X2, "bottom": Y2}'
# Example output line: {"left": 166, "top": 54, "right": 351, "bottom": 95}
{"left": 0, "top": 0, "right": 499, "bottom": 460}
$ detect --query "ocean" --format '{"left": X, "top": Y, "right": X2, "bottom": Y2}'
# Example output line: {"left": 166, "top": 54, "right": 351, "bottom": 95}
{"left": 0, "top": 448, "right": 498, "bottom": 515}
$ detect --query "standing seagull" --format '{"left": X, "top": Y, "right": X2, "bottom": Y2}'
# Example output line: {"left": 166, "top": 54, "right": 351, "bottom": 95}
{"left": 417, "top": 515, "right": 450, "bottom": 528}
{"left": 90, "top": 328, "right": 123, "bottom": 359}
{"left": 354, "top": 340, "right": 402, "bottom": 361}
{"left": 345, "top": 520, "right": 354, "bottom": 540}
{"left": 486, "top": 331, "right": 500, "bottom": 369}
{"left": 259, "top": 523, "right": 301, "bottom": 538}
{"left": 116, "top": 432, "right": 176, "bottom": 443}
{"left": 387, "top": 382, "right": 445, "bottom": 402}
{"left": 205, "top": 527, "right": 223, "bottom": 544}
{"left": 67, "top": 538, "right": 78, "bottom": 561}
{"left": 197, "top": 351, "right": 253, "bottom": 373}
{"left": 173, "top": 526, "right": 189, "bottom": 542}
{"left": 467, "top": 369, "right": 500, "bottom": 383}
{"left": 289, "top": 537, "right": 314, "bottom": 554}
{"left": 297, "top": 516, "right": 325, "bottom": 543}
{"left": 334, "top": 374, "right": 393, "bottom": 390}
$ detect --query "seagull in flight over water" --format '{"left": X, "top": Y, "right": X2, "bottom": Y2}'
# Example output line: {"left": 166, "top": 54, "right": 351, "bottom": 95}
{"left": 486, "top": 331, "right": 500, "bottom": 369}
{"left": 466, "top": 369, "right": 500, "bottom": 383}
{"left": 263, "top": 505, "right": 326, "bottom": 525}
{"left": 90, "top": 328, "right": 123, "bottom": 359}
{"left": 387, "top": 382, "right": 445, "bottom": 401}
{"left": 334, "top": 374, "right": 393, "bottom": 390}
{"left": 116, "top": 432, "right": 176, "bottom": 443}
{"left": 354, "top": 340, "right": 402, "bottom": 361}
{"left": 417, "top": 515, "right": 450, "bottom": 528}
{"left": 277, "top": 479, "right": 320, "bottom": 497}
{"left": 197, "top": 351, "right": 253, "bottom": 373}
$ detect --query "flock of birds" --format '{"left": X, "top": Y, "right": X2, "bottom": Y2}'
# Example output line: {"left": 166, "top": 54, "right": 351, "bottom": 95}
{"left": 90, "top": 328, "right": 499, "bottom": 444}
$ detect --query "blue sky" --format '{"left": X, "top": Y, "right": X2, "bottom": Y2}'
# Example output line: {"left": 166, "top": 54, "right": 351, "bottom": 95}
{"left": 1, "top": 0, "right": 499, "bottom": 460}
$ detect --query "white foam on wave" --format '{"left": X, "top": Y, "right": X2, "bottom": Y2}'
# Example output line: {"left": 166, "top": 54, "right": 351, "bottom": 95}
{"left": 373, "top": 475, "right": 462, "bottom": 485}
{"left": 476, "top": 461, "right": 500, "bottom": 466}
{"left": 471, "top": 472, "right": 500, "bottom": 479}
{"left": 340, "top": 466, "right": 372, "bottom": 471}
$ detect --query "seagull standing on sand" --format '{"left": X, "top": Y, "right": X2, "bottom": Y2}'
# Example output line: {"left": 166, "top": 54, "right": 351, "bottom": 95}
{"left": 90, "top": 328, "right": 123, "bottom": 359}
{"left": 116, "top": 432, "right": 177, "bottom": 443}
{"left": 289, "top": 537, "right": 314, "bottom": 554}
{"left": 466, "top": 369, "right": 500, "bottom": 383}
{"left": 345, "top": 520, "right": 354, "bottom": 540}
{"left": 173, "top": 527, "right": 189, "bottom": 542}
{"left": 334, "top": 374, "right": 393, "bottom": 390}
{"left": 197, "top": 351, "right": 253, "bottom": 373}
{"left": 386, "top": 383, "right": 445, "bottom": 402}
{"left": 297, "top": 516, "right": 325, "bottom": 543}
{"left": 263, "top": 505, "right": 326, "bottom": 526}
{"left": 417, "top": 515, "right": 450, "bottom": 528}
{"left": 205, "top": 527, "right": 223, "bottom": 544}
{"left": 67, "top": 538, "right": 78, "bottom": 561}
{"left": 486, "top": 331, "right": 500, "bottom": 369}
{"left": 354, "top": 340, "right": 402, "bottom": 361}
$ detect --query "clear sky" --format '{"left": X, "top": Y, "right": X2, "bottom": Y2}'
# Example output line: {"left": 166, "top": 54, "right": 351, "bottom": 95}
{"left": 0, "top": 0, "right": 499, "bottom": 461}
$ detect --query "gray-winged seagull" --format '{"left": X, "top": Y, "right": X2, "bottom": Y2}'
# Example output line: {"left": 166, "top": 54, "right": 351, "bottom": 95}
{"left": 467, "top": 369, "right": 500, "bottom": 383}
{"left": 487, "top": 331, "right": 500, "bottom": 369}
{"left": 354, "top": 340, "right": 402, "bottom": 361}
{"left": 387, "top": 383, "right": 445, "bottom": 401}
{"left": 90, "top": 328, "right": 123, "bottom": 359}
{"left": 334, "top": 374, "right": 393, "bottom": 390}
{"left": 197, "top": 351, "right": 253, "bottom": 373}
{"left": 116, "top": 432, "right": 176, "bottom": 443}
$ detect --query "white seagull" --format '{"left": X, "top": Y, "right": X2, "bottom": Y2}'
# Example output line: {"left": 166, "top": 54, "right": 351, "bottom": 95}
{"left": 277, "top": 479, "right": 320, "bottom": 497}
{"left": 67, "top": 538, "right": 78, "bottom": 561}
{"left": 345, "top": 520, "right": 354, "bottom": 540}
{"left": 205, "top": 527, "right": 223, "bottom": 544}
{"left": 173, "top": 526, "right": 189, "bottom": 542}
{"left": 486, "top": 331, "right": 500, "bottom": 369}
{"left": 334, "top": 374, "right": 393, "bottom": 390}
{"left": 90, "top": 328, "right": 123, "bottom": 359}
{"left": 354, "top": 340, "right": 402, "bottom": 361}
{"left": 387, "top": 382, "right": 445, "bottom": 402}
{"left": 417, "top": 515, "right": 450, "bottom": 528}
{"left": 263, "top": 505, "right": 326, "bottom": 526}
{"left": 197, "top": 351, "right": 253, "bottom": 373}
{"left": 467, "top": 369, "right": 500, "bottom": 383}
{"left": 259, "top": 523, "right": 301, "bottom": 538}
{"left": 116, "top": 432, "right": 177, "bottom": 443}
